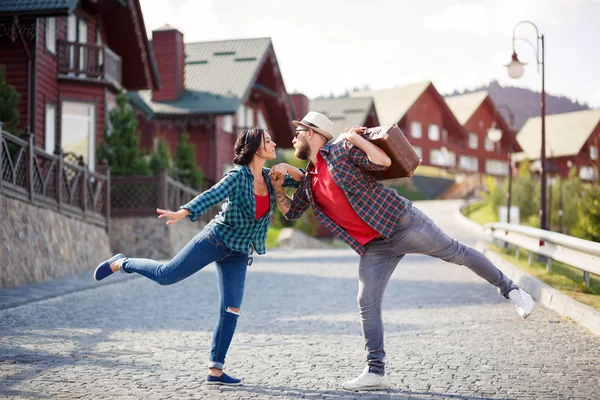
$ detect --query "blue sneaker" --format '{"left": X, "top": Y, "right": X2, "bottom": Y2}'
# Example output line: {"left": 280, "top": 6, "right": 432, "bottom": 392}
{"left": 94, "top": 254, "right": 125, "bottom": 281}
{"left": 205, "top": 373, "right": 242, "bottom": 386}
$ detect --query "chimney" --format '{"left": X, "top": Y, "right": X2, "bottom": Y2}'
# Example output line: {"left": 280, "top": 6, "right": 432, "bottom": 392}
{"left": 290, "top": 93, "right": 309, "bottom": 120}
{"left": 151, "top": 25, "right": 185, "bottom": 102}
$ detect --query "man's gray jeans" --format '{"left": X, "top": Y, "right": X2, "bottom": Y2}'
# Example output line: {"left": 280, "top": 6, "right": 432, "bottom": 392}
{"left": 358, "top": 205, "right": 517, "bottom": 376}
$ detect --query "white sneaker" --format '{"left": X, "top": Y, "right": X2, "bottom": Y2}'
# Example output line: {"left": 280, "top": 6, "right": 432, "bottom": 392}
{"left": 508, "top": 288, "right": 536, "bottom": 319}
{"left": 342, "top": 366, "right": 390, "bottom": 391}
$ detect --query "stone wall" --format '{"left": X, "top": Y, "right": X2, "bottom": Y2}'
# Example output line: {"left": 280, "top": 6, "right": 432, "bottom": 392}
{"left": 109, "top": 217, "right": 205, "bottom": 260}
{"left": 278, "top": 228, "right": 334, "bottom": 249}
{"left": 0, "top": 195, "right": 112, "bottom": 289}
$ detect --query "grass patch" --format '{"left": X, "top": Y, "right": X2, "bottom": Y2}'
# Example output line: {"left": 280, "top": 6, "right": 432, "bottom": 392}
{"left": 462, "top": 200, "right": 498, "bottom": 225}
{"left": 266, "top": 226, "right": 281, "bottom": 249}
{"left": 489, "top": 244, "right": 600, "bottom": 311}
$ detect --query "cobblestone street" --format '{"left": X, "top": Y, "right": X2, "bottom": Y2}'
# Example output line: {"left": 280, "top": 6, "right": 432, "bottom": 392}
{"left": 1, "top": 201, "right": 599, "bottom": 399}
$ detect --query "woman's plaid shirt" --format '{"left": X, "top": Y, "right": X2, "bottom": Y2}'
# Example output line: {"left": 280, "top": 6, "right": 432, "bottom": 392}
{"left": 284, "top": 140, "right": 412, "bottom": 256}
{"left": 181, "top": 165, "right": 297, "bottom": 255}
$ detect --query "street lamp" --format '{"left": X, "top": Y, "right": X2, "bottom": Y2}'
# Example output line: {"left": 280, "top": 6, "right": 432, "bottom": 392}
{"left": 505, "top": 20, "right": 548, "bottom": 230}
{"left": 487, "top": 104, "right": 516, "bottom": 224}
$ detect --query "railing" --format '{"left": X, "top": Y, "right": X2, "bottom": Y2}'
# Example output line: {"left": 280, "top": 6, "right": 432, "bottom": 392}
{"left": 484, "top": 222, "right": 600, "bottom": 290}
{"left": 111, "top": 169, "right": 219, "bottom": 224}
{"left": 0, "top": 124, "right": 109, "bottom": 228}
{"left": 57, "top": 40, "right": 122, "bottom": 86}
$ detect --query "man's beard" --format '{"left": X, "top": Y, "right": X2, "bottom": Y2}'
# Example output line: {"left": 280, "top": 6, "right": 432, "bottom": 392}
{"left": 295, "top": 140, "right": 310, "bottom": 160}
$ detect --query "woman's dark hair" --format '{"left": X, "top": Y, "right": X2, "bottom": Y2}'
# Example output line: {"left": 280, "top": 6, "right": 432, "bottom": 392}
{"left": 233, "top": 128, "right": 267, "bottom": 165}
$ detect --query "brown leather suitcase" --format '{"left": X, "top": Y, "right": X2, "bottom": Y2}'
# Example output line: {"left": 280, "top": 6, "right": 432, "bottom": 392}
{"left": 362, "top": 124, "right": 422, "bottom": 180}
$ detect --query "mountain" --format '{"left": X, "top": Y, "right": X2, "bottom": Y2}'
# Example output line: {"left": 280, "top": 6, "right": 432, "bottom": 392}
{"left": 446, "top": 80, "right": 590, "bottom": 131}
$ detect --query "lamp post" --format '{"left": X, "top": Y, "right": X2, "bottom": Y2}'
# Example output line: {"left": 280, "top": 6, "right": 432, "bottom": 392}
{"left": 505, "top": 20, "right": 547, "bottom": 230}
{"left": 487, "top": 104, "right": 515, "bottom": 224}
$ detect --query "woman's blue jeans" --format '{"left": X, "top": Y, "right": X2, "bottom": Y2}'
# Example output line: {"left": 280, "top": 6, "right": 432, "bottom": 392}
{"left": 120, "top": 226, "right": 248, "bottom": 370}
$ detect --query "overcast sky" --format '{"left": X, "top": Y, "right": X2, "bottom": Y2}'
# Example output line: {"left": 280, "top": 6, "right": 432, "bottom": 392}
{"left": 139, "top": 0, "right": 600, "bottom": 108}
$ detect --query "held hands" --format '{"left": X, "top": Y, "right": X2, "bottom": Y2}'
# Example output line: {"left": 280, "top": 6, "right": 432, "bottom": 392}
{"left": 268, "top": 163, "right": 287, "bottom": 190}
{"left": 157, "top": 208, "right": 190, "bottom": 225}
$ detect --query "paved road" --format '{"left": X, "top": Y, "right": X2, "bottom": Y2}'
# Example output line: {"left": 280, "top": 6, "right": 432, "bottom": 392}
{"left": 1, "top": 201, "right": 599, "bottom": 399}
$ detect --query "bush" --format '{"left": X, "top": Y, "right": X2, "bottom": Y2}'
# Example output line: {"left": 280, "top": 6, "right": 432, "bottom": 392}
{"left": 576, "top": 185, "right": 600, "bottom": 242}
{"left": 149, "top": 139, "right": 172, "bottom": 176}
{"left": 174, "top": 132, "right": 203, "bottom": 190}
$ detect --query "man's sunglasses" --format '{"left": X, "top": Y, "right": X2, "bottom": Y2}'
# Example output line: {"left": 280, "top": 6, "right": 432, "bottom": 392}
{"left": 294, "top": 128, "right": 309, "bottom": 138}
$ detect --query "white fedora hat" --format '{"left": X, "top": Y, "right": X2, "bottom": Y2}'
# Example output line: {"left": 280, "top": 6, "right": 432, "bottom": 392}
{"left": 293, "top": 111, "right": 334, "bottom": 140}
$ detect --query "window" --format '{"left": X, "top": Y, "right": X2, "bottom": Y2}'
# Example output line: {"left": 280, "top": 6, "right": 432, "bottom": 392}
{"left": 236, "top": 105, "right": 246, "bottom": 129}
{"left": 460, "top": 155, "right": 479, "bottom": 172}
{"left": 579, "top": 166, "right": 595, "bottom": 181}
{"left": 45, "top": 18, "right": 56, "bottom": 54}
{"left": 96, "top": 28, "right": 103, "bottom": 67}
{"left": 44, "top": 103, "right": 56, "bottom": 153}
{"left": 428, "top": 124, "right": 440, "bottom": 141}
{"left": 591, "top": 145, "right": 598, "bottom": 160}
{"left": 236, "top": 105, "right": 255, "bottom": 129}
{"left": 410, "top": 121, "right": 422, "bottom": 139}
{"left": 246, "top": 107, "right": 254, "bottom": 128}
{"left": 257, "top": 109, "right": 267, "bottom": 129}
{"left": 221, "top": 115, "right": 233, "bottom": 133}
{"left": 442, "top": 129, "right": 448, "bottom": 144}
{"left": 61, "top": 101, "right": 96, "bottom": 171}
{"left": 484, "top": 136, "right": 495, "bottom": 151}
{"left": 412, "top": 146, "right": 422, "bottom": 159}
{"left": 468, "top": 133, "right": 478, "bottom": 149}
{"left": 485, "top": 159, "right": 508, "bottom": 176}
{"left": 429, "top": 149, "right": 455, "bottom": 166}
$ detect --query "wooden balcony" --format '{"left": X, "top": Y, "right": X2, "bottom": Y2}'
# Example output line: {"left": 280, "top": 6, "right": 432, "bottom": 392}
{"left": 57, "top": 40, "right": 122, "bottom": 87}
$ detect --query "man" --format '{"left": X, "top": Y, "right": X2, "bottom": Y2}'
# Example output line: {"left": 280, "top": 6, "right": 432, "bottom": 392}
{"left": 270, "top": 111, "right": 535, "bottom": 391}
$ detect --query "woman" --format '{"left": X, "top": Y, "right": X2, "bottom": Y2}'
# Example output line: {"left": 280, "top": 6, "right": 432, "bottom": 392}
{"left": 94, "top": 128, "right": 301, "bottom": 386}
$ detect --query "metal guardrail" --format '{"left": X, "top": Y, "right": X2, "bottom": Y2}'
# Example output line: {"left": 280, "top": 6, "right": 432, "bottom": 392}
{"left": 484, "top": 222, "right": 600, "bottom": 289}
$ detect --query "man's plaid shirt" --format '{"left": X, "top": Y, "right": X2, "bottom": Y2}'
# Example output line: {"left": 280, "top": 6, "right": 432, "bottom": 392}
{"left": 284, "top": 140, "right": 412, "bottom": 256}
{"left": 181, "top": 165, "right": 297, "bottom": 255}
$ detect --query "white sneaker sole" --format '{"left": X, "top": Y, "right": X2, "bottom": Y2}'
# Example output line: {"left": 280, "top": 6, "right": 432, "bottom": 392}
{"left": 520, "top": 302, "right": 536, "bottom": 320}
{"left": 343, "top": 383, "right": 390, "bottom": 391}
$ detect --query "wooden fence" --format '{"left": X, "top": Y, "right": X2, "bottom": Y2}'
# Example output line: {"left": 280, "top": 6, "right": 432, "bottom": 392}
{"left": 111, "top": 169, "right": 218, "bottom": 224}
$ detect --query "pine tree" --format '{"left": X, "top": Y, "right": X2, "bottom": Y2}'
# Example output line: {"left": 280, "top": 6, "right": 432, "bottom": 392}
{"left": 97, "top": 91, "right": 150, "bottom": 176}
{"left": 0, "top": 65, "right": 20, "bottom": 133}
{"left": 174, "top": 131, "right": 203, "bottom": 189}
{"left": 149, "top": 139, "right": 172, "bottom": 176}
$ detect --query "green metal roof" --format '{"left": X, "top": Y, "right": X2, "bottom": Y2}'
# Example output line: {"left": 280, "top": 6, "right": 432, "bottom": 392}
{"left": 0, "top": 0, "right": 79, "bottom": 16}
{"left": 309, "top": 97, "right": 374, "bottom": 140}
{"left": 128, "top": 37, "right": 273, "bottom": 116}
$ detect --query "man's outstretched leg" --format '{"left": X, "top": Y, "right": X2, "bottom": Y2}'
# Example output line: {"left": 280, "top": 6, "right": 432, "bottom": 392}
{"left": 391, "top": 205, "right": 535, "bottom": 319}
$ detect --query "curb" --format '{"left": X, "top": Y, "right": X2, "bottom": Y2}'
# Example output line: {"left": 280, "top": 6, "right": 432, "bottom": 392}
{"left": 454, "top": 206, "right": 600, "bottom": 336}
{"left": 477, "top": 242, "right": 600, "bottom": 336}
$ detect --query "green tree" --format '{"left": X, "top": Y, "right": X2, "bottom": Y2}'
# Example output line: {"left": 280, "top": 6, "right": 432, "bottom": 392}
{"left": 0, "top": 65, "right": 20, "bottom": 133}
{"left": 97, "top": 92, "right": 150, "bottom": 175}
{"left": 174, "top": 131, "right": 203, "bottom": 190}
{"left": 512, "top": 159, "right": 538, "bottom": 222}
{"left": 575, "top": 184, "right": 600, "bottom": 242}
{"left": 149, "top": 139, "right": 172, "bottom": 176}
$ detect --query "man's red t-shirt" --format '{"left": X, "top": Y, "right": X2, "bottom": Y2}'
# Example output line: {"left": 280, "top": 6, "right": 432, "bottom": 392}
{"left": 310, "top": 152, "right": 380, "bottom": 245}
